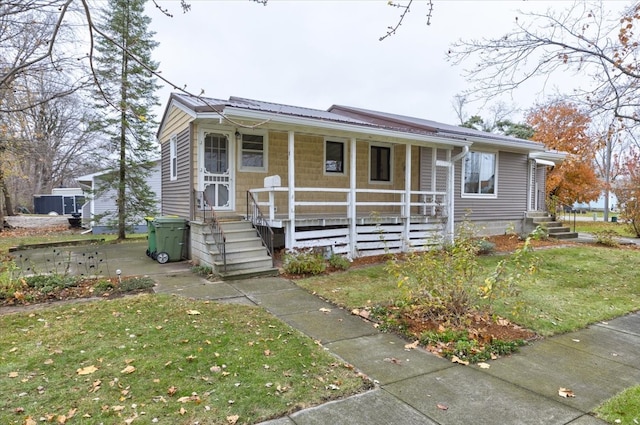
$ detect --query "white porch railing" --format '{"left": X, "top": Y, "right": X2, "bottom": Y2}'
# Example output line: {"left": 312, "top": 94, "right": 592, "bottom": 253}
{"left": 249, "top": 186, "right": 446, "bottom": 223}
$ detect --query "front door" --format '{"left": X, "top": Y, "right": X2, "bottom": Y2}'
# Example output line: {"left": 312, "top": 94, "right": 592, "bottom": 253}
{"left": 200, "top": 131, "right": 234, "bottom": 210}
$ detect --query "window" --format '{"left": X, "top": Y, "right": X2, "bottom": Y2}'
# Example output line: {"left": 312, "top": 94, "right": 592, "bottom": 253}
{"left": 239, "top": 132, "right": 267, "bottom": 171}
{"left": 370, "top": 144, "right": 391, "bottom": 182}
{"left": 204, "top": 132, "right": 228, "bottom": 174}
{"left": 325, "top": 140, "right": 345, "bottom": 174}
{"left": 463, "top": 151, "right": 497, "bottom": 196}
{"left": 169, "top": 135, "right": 177, "bottom": 181}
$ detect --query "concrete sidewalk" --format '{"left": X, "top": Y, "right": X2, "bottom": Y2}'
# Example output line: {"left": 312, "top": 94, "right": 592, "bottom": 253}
{"left": 13, "top": 240, "right": 640, "bottom": 424}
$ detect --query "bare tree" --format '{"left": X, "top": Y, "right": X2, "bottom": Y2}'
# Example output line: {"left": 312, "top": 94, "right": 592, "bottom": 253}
{"left": 448, "top": 2, "right": 640, "bottom": 126}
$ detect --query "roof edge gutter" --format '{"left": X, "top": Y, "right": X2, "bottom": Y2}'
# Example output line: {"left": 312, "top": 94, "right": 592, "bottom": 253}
{"left": 205, "top": 107, "right": 473, "bottom": 148}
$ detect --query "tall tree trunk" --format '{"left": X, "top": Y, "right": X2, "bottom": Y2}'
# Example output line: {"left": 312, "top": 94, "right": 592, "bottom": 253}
{"left": 3, "top": 182, "right": 13, "bottom": 216}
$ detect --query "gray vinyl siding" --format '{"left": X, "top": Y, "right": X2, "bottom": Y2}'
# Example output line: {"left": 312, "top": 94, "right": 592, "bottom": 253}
{"left": 454, "top": 149, "right": 529, "bottom": 221}
{"left": 161, "top": 127, "right": 192, "bottom": 218}
{"left": 419, "top": 147, "right": 448, "bottom": 193}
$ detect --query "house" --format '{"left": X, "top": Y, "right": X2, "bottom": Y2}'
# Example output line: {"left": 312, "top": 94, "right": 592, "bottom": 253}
{"left": 75, "top": 161, "right": 161, "bottom": 234}
{"left": 156, "top": 94, "right": 563, "bottom": 277}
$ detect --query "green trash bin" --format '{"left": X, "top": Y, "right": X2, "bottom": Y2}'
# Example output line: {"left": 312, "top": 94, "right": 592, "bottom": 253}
{"left": 145, "top": 217, "right": 157, "bottom": 259}
{"left": 153, "top": 216, "right": 188, "bottom": 264}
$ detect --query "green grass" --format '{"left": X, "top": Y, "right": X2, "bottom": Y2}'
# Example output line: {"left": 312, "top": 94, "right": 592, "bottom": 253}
{"left": 0, "top": 232, "right": 147, "bottom": 254}
{"left": 297, "top": 246, "right": 640, "bottom": 337}
{"left": 0, "top": 295, "right": 369, "bottom": 424}
{"left": 565, "top": 219, "right": 635, "bottom": 238}
{"left": 595, "top": 385, "right": 640, "bottom": 424}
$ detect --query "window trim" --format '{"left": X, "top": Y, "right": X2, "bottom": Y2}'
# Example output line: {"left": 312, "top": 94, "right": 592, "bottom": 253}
{"left": 237, "top": 130, "right": 268, "bottom": 172}
{"left": 324, "top": 138, "right": 347, "bottom": 176}
{"left": 368, "top": 143, "right": 393, "bottom": 184}
{"left": 461, "top": 150, "right": 499, "bottom": 199}
{"left": 169, "top": 134, "right": 178, "bottom": 181}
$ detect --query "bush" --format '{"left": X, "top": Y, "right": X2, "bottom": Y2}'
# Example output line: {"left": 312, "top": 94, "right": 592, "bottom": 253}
{"left": 118, "top": 276, "right": 155, "bottom": 292}
{"left": 283, "top": 250, "right": 326, "bottom": 275}
{"left": 476, "top": 239, "right": 496, "bottom": 255}
{"left": 328, "top": 254, "right": 350, "bottom": 270}
{"left": 24, "top": 274, "right": 77, "bottom": 294}
{"left": 529, "top": 225, "right": 549, "bottom": 241}
{"left": 386, "top": 225, "right": 480, "bottom": 326}
{"left": 593, "top": 230, "right": 620, "bottom": 247}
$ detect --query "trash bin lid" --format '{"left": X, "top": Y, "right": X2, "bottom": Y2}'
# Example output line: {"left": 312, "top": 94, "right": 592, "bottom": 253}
{"left": 153, "top": 216, "right": 186, "bottom": 224}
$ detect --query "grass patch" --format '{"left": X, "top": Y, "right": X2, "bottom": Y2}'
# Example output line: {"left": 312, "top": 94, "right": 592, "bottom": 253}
{"left": 0, "top": 232, "right": 147, "bottom": 254}
{"left": 570, "top": 220, "right": 635, "bottom": 238}
{"left": 595, "top": 385, "right": 640, "bottom": 424}
{"left": 0, "top": 294, "right": 370, "bottom": 424}
{"left": 297, "top": 246, "right": 640, "bottom": 337}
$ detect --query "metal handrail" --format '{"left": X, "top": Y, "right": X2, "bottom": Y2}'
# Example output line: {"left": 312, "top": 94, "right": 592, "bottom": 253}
{"left": 198, "top": 190, "right": 227, "bottom": 272}
{"left": 247, "top": 191, "right": 274, "bottom": 261}
{"left": 547, "top": 195, "right": 577, "bottom": 233}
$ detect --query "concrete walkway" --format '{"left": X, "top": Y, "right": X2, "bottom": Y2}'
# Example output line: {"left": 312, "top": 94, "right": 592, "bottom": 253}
{"left": 12, "top": 240, "right": 640, "bottom": 424}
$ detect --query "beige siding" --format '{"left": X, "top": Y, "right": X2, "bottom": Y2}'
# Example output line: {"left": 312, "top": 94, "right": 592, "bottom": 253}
{"left": 237, "top": 131, "right": 420, "bottom": 216}
{"left": 158, "top": 107, "right": 192, "bottom": 144}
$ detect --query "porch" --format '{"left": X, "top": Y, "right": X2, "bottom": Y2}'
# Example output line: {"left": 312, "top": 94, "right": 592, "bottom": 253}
{"left": 245, "top": 185, "right": 448, "bottom": 258}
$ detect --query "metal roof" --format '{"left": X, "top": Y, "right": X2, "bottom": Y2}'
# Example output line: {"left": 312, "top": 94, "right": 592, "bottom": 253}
{"left": 165, "top": 93, "right": 546, "bottom": 152}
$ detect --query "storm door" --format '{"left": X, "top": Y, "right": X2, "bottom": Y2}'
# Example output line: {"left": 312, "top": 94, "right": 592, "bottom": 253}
{"left": 200, "top": 131, "right": 234, "bottom": 210}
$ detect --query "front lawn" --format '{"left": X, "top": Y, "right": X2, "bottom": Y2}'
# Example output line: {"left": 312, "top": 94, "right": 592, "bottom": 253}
{"left": 297, "top": 245, "right": 640, "bottom": 337}
{"left": 0, "top": 295, "right": 370, "bottom": 425}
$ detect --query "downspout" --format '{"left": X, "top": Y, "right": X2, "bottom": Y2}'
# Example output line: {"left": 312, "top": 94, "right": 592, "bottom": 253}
{"left": 446, "top": 146, "right": 469, "bottom": 243}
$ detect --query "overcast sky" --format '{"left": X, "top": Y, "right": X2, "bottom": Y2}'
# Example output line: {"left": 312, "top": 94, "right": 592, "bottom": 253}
{"left": 145, "top": 0, "right": 591, "bottom": 125}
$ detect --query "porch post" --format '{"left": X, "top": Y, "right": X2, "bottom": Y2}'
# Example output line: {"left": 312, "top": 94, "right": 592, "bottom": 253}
{"left": 349, "top": 137, "right": 357, "bottom": 259}
{"left": 446, "top": 149, "right": 455, "bottom": 243}
{"left": 286, "top": 131, "right": 296, "bottom": 250}
{"left": 403, "top": 144, "right": 412, "bottom": 252}
{"left": 431, "top": 147, "right": 437, "bottom": 216}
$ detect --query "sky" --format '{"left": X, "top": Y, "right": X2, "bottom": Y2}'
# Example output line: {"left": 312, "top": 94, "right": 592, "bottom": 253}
{"left": 145, "top": 0, "right": 590, "bottom": 126}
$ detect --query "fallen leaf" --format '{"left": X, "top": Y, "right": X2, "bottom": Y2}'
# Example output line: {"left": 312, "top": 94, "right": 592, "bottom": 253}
{"left": 264, "top": 350, "right": 272, "bottom": 356}
{"left": 77, "top": 365, "right": 98, "bottom": 375}
{"left": 404, "top": 340, "right": 419, "bottom": 350}
{"left": 25, "top": 418, "right": 37, "bottom": 425}
{"left": 167, "top": 386, "right": 177, "bottom": 396}
{"left": 43, "top": 359, "right": 54, "bottom": 365}
{"left": 477, "top": 362, "right": 491, "bottom": 369}
{"left": 558, "top": 387, "right": 575, "bottom": 398}
{"left": 177, "top": 396, "right": 191, "bottom": 403}
{"left": 319, "top": 307, "right": 331, "bottom": 313}
{"left": 112, "top": 405, "right": 125, "bottom": 411}
{"left": 179, "top": 407, "right": 186, "bottom": 415}
{"left": 227, "top": 415, "right": 240, "bottom": 424}
{"left": 451, "top": 356, "right": 469, "bottom": 366}
{"left": 383, "top": 357, "right": 402, "bottom": 365}
{"left": 437, "top": 403, "right": 449, "bottom": 410}
{"left": 121, "top": 365, "right": 136, "bottom": 374}
{"left": 186, "top": 310, "right": 201, "bottom": 315}
{"left": 8, "top": 371, "right": 19, "bottom": 378}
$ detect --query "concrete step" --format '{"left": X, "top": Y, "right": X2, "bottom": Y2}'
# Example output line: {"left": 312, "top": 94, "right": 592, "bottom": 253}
{"left": 217, "top": 266, "right": 280, "bottom": 280}
{"left": 549, "top": 231, "right": 579, "bottom": 239}
{"left": 546, "top": 226, "right": 572, "bottom": 234}
{"left": 211, "top": 246, "right": 270, "bottom": 262}
{"left": 213, "top": 255, "right": 274, "bottom": 272}
{"left": 536, "top": 220, "right": 563, "bottom": 228}
{"left": 207, "top": 237, "right": 264, "bottom": 251}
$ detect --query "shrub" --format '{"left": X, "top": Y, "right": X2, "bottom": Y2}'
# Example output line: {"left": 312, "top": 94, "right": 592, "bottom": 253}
{"left": 386, "top": 225, "right": 480, "bottom": 326}
{"left": 328, "top": 253, "right": 350, "bottom": 270}
{"left": 529, "top": 225, "right": 548, "bottom": 241}
{"left": 283, "top": 250, "right": 326, "bottom": 275}
{"left": 593, "top": 230, "right": 620, "bottom": 247}
{"left": 191, "top": 265, "right": 213, "bottom": 276}
{"left": 118, "top": 276, "right": 155, "bottom": 292}
{"left": 476, "top": 239, "right": 496, "bottom": 255}
{"left": 24, "top": 274, "right": 77, "bottom": 294}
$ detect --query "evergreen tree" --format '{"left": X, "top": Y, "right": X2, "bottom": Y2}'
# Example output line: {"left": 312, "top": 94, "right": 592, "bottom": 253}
{"left": 92, "top": 0, "right": 160, "bottom": 240}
